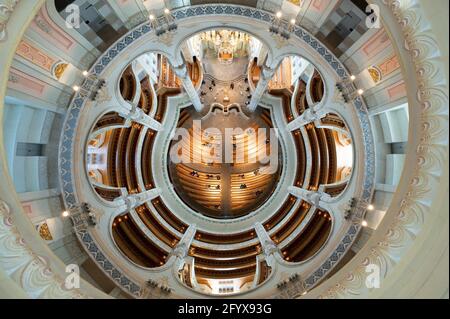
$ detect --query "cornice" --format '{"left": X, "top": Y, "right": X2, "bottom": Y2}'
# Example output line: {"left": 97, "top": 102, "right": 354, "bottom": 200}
{"left": 0, "top": 200, "right": 87, "bottom": 298}
{"left": 314, "top": 0, "right": 449, "bottom": 298}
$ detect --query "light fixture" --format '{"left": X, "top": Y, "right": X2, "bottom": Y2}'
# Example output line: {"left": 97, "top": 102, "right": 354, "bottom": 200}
{"left": 82, "top": 70, "right": 89, "bottom": 77}
{"left": 72, "top": 85, "right": 80, "bottom": 92}
{"left": 270, "top": 11, "right": 292, "bottom": 40}
{"left": 361, "top": 220, "right": 368, "bottom": 227}
{"left": 367, "top": 204, "right": 375, "bottom": 211}
{"left": 153, "top": 8, "right": 177, "bottom": 35}
{"left": 357, "top": 89, "right": 364, "bottom": 95}
{"left": 62, "top": 211, "right": 70, "bottom": 218}
{"left": 350, "top": 75, "right": 356, "bottom": 81}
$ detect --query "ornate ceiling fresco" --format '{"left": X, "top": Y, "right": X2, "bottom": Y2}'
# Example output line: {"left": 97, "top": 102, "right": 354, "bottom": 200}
{"left": 0, "top": 0, "right": 447, "bottom": 301}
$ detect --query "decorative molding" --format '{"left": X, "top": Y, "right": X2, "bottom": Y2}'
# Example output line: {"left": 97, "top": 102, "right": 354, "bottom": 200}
{"left": 368, "top": 66, "right": 381, "bottom": 83}
{"left": 31, "top": 7, "right": 74, "bottom": 51}
{"left": 8, "top": 67, "right": 46, "bottom": 95}
{"left": 16, "top": 39, "right": 56, "bottom": 73}
{"left": 37, "top": 222, "right": 53, "bottom": 241}
{"left": 8, "top": 72, "right": 18, "bottom": 83}
{"left": 0, "top": 200, "right": 85, "bottom": 298}
{"left": 0, "top": 0, "right": 19, "bottom": 42}
{"left": 53, "top": 61, "right": 68, "bottom": 80}
{"left": 362, "top": 28, "right": 390, "bottom": 58}
{"left": 377, "top": 55, "right": 400, "bottom": 78}
{"left": 317, "top": 0, "right": 449, "bottom": 298}
{"left": 386, "top": 80, "right": 406, "bottom": 100}
{"left": 368, "top": 55, "right": 400, "bottom": 84}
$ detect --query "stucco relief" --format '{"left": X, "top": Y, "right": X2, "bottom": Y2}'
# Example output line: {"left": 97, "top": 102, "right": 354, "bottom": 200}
{"left": 0, "top": 0, "right": 19, "bottom": 42}
{"left": 368, "top": 55, "right": 401, "bottom": 84}
{"left": 0, "top": 200, "right": 85, "bottom": 298}
{"left": 318, "top": 0, "right": 449, "bottom": 298}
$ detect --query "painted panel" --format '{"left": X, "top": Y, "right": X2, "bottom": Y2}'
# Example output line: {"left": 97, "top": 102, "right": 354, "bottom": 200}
{"left": 16, "top": 40, "right": 56, "bottom": 72}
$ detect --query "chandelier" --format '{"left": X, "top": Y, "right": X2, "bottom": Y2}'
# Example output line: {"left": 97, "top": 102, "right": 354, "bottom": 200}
{"left": 200, "top": 30, "right": 250, "bottom": 65}
{"left": 215, "top": 30, "right": 234, "bottom": 65}
{"left": 218, "top": 42, "right": 233, "bottom": 65}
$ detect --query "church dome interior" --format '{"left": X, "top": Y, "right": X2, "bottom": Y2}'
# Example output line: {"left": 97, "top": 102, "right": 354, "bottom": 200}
{"left": 0, "top": 0, "right": 448, "bottom": 300}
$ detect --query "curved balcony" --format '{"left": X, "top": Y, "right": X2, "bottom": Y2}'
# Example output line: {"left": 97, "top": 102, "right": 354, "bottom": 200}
{"left": 119, "top": 65, "right": 137, "bottom": 102}
{"left": 280, "top": 209, "right": 332, "bottom": 263}
{"left": 112, "top": 213, "right": 169, "bottom": 268}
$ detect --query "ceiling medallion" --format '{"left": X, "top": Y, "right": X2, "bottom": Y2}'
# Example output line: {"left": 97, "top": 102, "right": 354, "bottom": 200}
{"left": 368, "top": 66, "right": 381, "bottom": 84}
{"left": 53, "top": 62, "right": 68, "bottom": 80}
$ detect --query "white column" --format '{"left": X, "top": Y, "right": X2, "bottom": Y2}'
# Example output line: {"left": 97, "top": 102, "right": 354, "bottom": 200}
{"left": 173, "top": 63, "right": 203, "bottom": 112}
{"left": 287, "top": 105, "right": 327, "bottom": 131}
{"left": 288, "top": 186, "right": 332, "bottom": 210}
{"left": 254, "top": 222, "right": 280, "bottom": 257}
{"left": 248, "top": 65, "right": 276, "bottom": 112}
{"left": 171, "top": 224, "right": 197, "bottom": 269}
{"left": 119, "top": 102, "right": 162, "bottom": 131}
{"left": 111, "top": 188, "right": 162, "bottom": 217}
{"left": 123, "top": 188, "right": 162, "bottom": 210}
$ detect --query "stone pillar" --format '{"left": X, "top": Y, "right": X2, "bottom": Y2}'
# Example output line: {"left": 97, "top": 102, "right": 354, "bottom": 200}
{"left": 171, "top": 224, "right": 197, "bottom": 270}
{"left": 173, "top": 63, "right": 203, "bottom": 112}
{"left": 287, "top": 105, "right": 327, "bottom": 131}
{"left": 119, "top": 103, "right": 162, "bottom": 131}
{"left": 111, "top": 188, "right": 162, "bottom": 217}
{"left": 254, "top": 222, "right": 279, "bottom": 257}
{"left": 288, "top": 186, "right": 332, "bottom": 210}
{"left": 171, "top": 224, "right": 196, "bottom": 258}
{"left": 248, "top": 65, "right": 276, "bottom": 112}
{"left": 123, "top": 188, "right": 162, "bottom": 211}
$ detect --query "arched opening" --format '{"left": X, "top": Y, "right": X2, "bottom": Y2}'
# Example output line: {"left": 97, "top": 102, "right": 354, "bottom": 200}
{"left": 168, "top": 29, "right": 282, "bottom": 219}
